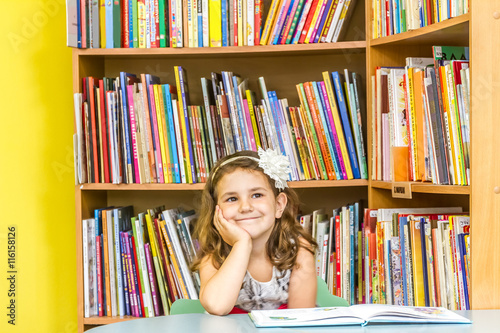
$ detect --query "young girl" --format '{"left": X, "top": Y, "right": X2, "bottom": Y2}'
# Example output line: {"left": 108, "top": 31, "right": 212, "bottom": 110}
{"left": 192, "top": 149, "right": 317, "bottom": 315}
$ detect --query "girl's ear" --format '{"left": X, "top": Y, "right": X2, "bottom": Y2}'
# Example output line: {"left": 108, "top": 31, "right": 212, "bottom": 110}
{"left": 275, "top": 192, "right": 288, "bottom": 219}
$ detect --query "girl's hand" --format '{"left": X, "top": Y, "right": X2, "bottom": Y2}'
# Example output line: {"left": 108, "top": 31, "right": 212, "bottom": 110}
{"left": 213, "top": 205, "right": 251, "bottom": 246}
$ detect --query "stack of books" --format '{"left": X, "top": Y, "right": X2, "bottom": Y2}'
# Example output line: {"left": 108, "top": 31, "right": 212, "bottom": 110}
{"left": 65, "top": 0, "right": 358, "bottom": 48}
{"left": 305, "top": 203, "right": 471, "bottom": 310}
{"left": 371, "top": 0, "right": 470, "bottom": 39}
{"left": 82, "top": 205, "right": 199, "bottom": 318}
{"left": 73, "top": 66, "right": 368, "bottom": 184}
{"left": 372, "top": 45, "right": 469, "bottom": 185}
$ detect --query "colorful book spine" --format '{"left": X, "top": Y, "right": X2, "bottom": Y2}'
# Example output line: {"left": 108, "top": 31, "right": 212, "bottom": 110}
{"left": 313, "top": 81, "right": 341, "bottom": 179}
{"left": 127, "top": 84, "right": 142, "bottom": 183}
{"left": 331, "top": 71, "right": 361, "bottom": 179}
{"left": 319, "top": 80, "right": 346, "bottom": 179}
{"left": 296, "top": 83, "right": 328, "bottom": 179}
{"left": 163, "top": 84, "right": 181, "bottom": 183}
{"left": 147, "top": 84, "right": 165, "bottom": 183}
{"left": 144, "top": 242, "right": 160, "bottom": 316}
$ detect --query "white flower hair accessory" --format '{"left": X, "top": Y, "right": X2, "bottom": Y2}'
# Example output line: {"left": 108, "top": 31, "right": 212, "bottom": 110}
{"left": 257, "top": 147, "right": 291, "bottom": 191}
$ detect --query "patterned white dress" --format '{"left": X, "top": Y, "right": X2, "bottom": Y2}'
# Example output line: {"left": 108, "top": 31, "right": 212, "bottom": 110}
{"left": 235, "top": 266, "right": 291, "bottom": 312}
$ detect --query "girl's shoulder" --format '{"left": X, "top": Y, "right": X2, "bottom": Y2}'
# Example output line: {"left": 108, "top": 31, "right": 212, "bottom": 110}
{"left": 297, "top": 236, "right": 315, "bottom": 252}
{"left": 293, "top": 238, "right": 315, "bottom": 270}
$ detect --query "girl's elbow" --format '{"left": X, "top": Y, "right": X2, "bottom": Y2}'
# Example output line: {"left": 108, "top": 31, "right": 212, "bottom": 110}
{"left": 202, "top": 301, "right": 233, "bottom": 316}
{"left": 200, "top": 295, "right": 234, "bottom": 316}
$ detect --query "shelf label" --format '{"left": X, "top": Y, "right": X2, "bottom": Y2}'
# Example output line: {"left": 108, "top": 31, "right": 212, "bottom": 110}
{"left": 392, "top": 182, "right": 412, "bottom": 199}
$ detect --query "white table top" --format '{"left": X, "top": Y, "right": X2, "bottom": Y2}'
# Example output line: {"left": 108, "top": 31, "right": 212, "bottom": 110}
{"left": 87, "top": 310, "right": 497, "bottom": 333}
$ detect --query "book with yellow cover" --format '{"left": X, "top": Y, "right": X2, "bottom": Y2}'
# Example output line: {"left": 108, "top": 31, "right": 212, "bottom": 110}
{"left": 296, "top": 105, "right": 322, "bottom": 179}
{"left": 322, "top": 71, "right": 352, "bottom": 180}
{"left": 144, "top": 212, "right": 171, "bottom": 314}
{"left": 209, "top": 0, "right": 222, "bottom": 46}
{"left": 153, "top": 85, "right": 171, "bottom": 183}
{"left": 260, "top": 0, "right": 283, "bottom": 45}
{"left": 409, "top": 216, "right": 425, "bottom": 306}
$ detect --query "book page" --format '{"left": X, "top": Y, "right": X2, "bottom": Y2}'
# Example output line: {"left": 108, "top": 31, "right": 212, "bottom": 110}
{"left": 250, "top": 307, "right": 364, "bottom": 327}
{"left": 349, "top": 304, "right": 471, "bottom": 324}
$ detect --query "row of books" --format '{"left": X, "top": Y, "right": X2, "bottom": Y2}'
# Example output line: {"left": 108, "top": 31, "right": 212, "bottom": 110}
{"left": 372, "top": 45, "right": 470, "bottom": 185}
{"left": 82, "top": 205, "right": 199, "bottom": 318}
{"left": 371, "top": 0, "right": 469, "bottom": 39}
{"left": 296, "top": 71, "right": 367, "bottom": 180}
{"left": 73, "top": 66, "right": 368, "bottom": 184}
{"left": 65, "top": 0, "right": 358, "bottom": 48}
{"left": 306, "top": 203, "right": 470, "bottom": 310}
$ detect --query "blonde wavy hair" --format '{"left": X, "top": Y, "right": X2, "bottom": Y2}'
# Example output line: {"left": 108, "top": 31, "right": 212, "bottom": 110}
{"left": 191, "top": 150, "right": 317, "bottom": 272}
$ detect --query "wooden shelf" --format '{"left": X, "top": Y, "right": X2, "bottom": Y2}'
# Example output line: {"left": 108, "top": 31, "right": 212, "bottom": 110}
{"left": 77, "top": 179, "right": 369, "bottom": 191}
{"left": 83, "top": 316, "right": 137, "bottom": 325}
{"left": 370, "top": 181, "right": 470, "bottom": 195}
{"left": 370, "top": 13, "right": 470, "bottom": 46}
{"left": 74, "top": 41, "right": 367, "bottom": 58}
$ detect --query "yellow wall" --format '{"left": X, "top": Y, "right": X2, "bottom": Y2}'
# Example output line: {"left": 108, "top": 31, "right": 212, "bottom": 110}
{"left": 0, "top": 0, "right": 76, "bottom": 332}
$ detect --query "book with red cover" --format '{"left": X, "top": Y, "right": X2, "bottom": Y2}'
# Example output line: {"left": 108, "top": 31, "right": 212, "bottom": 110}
{"left": 96, "top": 235, "right": 103, "bottom": 316}
{"left": 298, "top": 0, "right": 321, "bottom": 43}
{"left": 98, "top": 79, "right": 110, "bottom": 183}
{"left": 87, "top": 77, "right": 100, "bottom": 183}
{"left": 144, "top": 242, "right": 162, "bottom": 316}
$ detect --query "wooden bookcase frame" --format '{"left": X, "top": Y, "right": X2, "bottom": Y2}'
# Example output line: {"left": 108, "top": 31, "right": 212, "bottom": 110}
{"left": 73, "top": 1, "right": 500, "bottom": 331}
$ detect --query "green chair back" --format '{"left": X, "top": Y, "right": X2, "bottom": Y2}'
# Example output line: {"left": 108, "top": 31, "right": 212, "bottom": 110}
{"left": 169, "top": 298, "right": 206, "bottom": 315}
{"left": 315, "top": 276, "right": 349, "bottom": 307}
{"left": 170, "top": 276, "right": 349, "bottom": 315}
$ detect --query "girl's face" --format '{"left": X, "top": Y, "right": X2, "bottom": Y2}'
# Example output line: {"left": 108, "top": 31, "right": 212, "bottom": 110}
{"left": 216, "top": 168, "right": 287, "bottom": 243}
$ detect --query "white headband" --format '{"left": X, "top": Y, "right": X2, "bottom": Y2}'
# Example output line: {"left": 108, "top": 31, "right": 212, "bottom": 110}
{"left": 212, "top": 148, "right": 291, "bottom": 190}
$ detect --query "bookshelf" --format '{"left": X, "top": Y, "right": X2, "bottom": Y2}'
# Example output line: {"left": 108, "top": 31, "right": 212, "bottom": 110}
{"left": 73, "top": 0, "right": 500, "bottom": 331}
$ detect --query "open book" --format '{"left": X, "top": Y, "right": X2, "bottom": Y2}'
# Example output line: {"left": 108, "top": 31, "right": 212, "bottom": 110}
{"left": 249, "top": 305, "right": 472, "bottom": 327}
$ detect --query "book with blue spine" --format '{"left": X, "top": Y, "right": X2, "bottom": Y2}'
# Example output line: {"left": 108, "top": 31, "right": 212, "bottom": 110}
{"left": 105, "top": 0, "right": 113, "bottom": 48}
{"left": 312, "top": 81, "right": 341, "bottom": 179}
{"left": 351, "top": 72, "right": 368, "bottom": 180}
{"left": 420, "top": 217, "right": 430, "bottom": 306}
{"left": 221, "top": 0, "right": 229, "bottom": 46}
{"left": 267, "top": 91, "right": 287, "bottom": 159}
{"left": 344, "top": 70, "right": 367, "bottom": 179}
{"left": 274, "top": 97, "right": 299, "bottom": 180}
{"left": 349, "top": 204, "right": 355, "bottom": 305}
{"left": 331, "top": 71, "right": 361, "bottom": 179}
{"left": 175, "top": 66, "right": 197, "bottom": 183}
{"left": 319, "top": 78, "right": 347, "bottom": 179}
{"left": 398, "top": 215, "right": 409, "bottom": 306}
{"left": 231, "top": 75, "right": 250, "bottom": 150}
{"left": 162, "top": 84, "right": 181, "bottom": 183}
{"left": 128, "top": 0, "right": 134, "bottom": 47}
{"left": 221, "top": 71, "right": 243, "bottom": 151}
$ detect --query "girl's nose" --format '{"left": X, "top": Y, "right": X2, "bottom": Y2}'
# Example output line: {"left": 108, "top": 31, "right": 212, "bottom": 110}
{"left": 239, "top": 198, "right": 253, "bottom": 212}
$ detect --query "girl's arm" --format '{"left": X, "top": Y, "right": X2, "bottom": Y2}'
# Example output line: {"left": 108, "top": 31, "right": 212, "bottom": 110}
{"left": 198, "top": 207, "right": 252, "bottom": 315}
{"left": 287, "top": 239, "right": 317, "bottom": 308}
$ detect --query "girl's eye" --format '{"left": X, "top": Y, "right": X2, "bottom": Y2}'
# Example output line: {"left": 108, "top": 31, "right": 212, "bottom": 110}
{"left": 226, "top": 197, "right": 237, "bottom": 202}
{"left": 252, "top": 193, "right": 263, "bottom": 199}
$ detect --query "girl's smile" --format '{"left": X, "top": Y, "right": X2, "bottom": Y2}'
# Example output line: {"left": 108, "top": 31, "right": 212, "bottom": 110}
{"left": 216, "top": 168, "right": 286, "bottom": 243}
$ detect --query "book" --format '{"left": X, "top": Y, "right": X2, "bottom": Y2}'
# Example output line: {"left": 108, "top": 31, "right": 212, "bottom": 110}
{"left": 249, "top": 305, "right": 471, "bottom": 327}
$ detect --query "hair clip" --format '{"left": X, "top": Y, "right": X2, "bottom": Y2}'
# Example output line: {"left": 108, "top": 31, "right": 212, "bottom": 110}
{"left": 257, "top": 148, "right": 290, "bottom": 191}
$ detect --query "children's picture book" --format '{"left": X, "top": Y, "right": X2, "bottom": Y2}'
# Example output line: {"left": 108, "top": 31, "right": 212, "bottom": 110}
{"left": 249, "top": 305, "right": 472, "bottom": 327}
